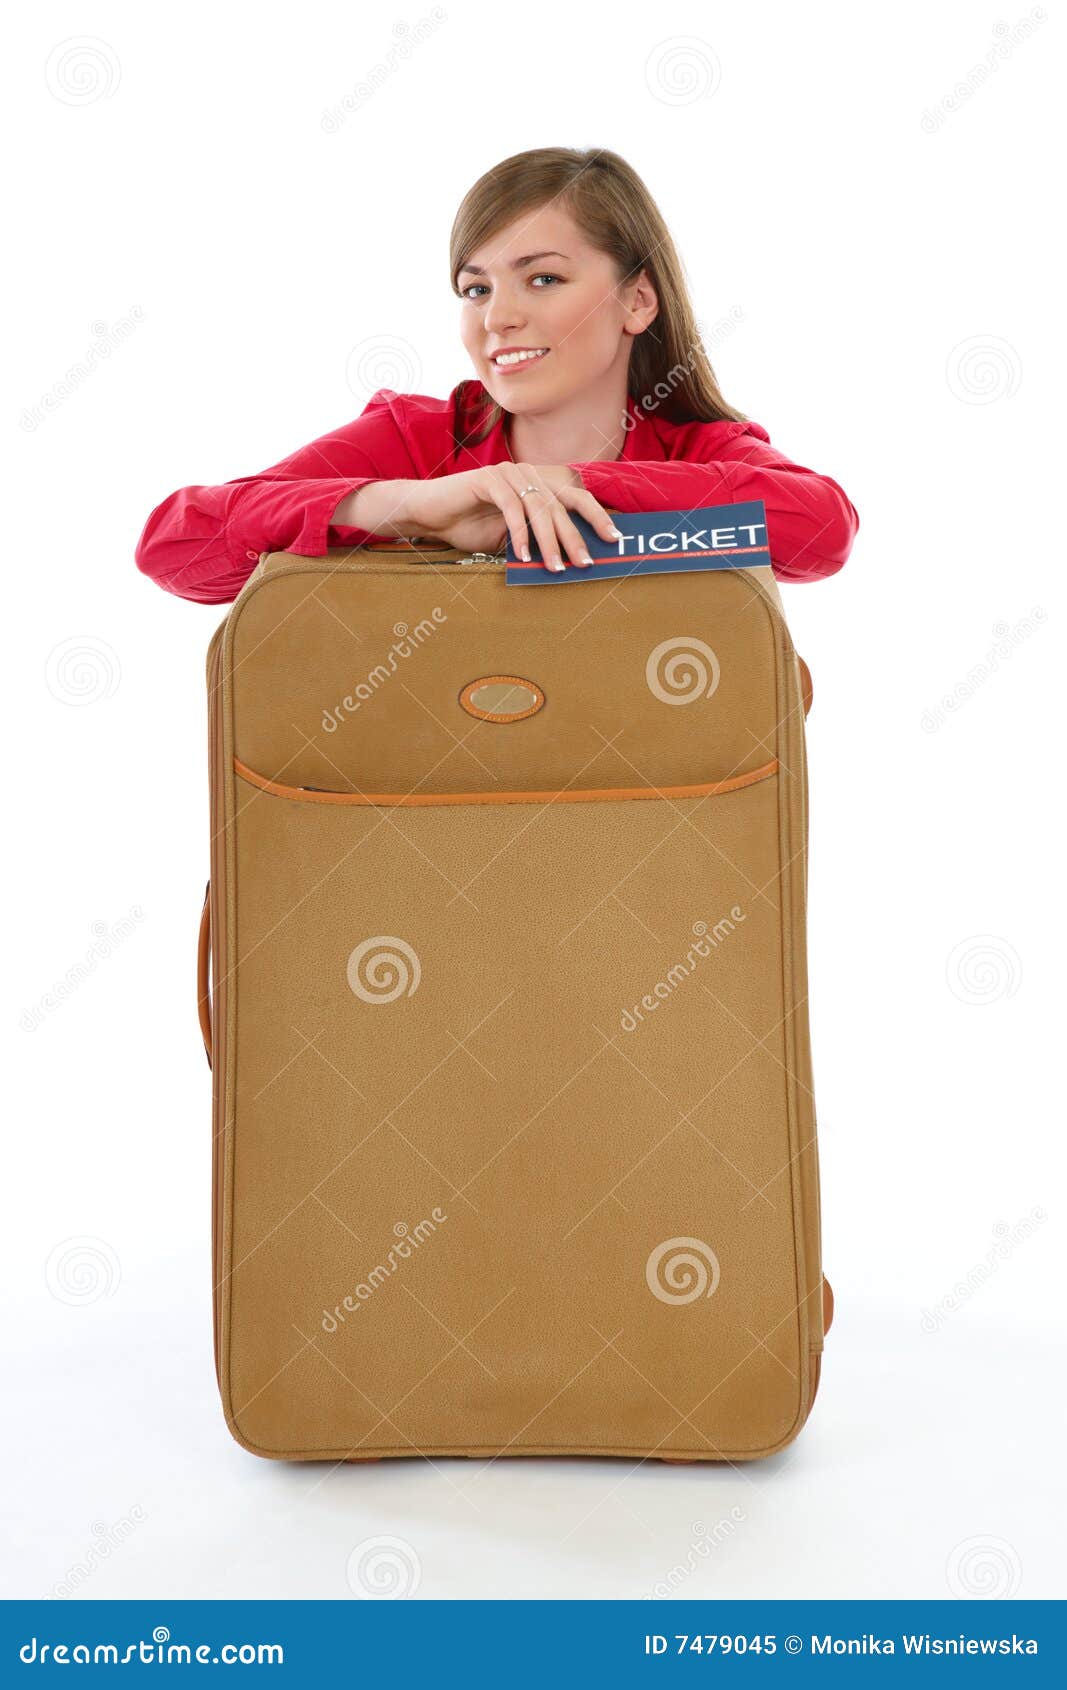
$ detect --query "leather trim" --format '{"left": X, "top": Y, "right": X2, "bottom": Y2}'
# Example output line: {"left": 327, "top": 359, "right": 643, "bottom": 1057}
{"left": 232, "top": 755, "right": 780, "bottom": 807}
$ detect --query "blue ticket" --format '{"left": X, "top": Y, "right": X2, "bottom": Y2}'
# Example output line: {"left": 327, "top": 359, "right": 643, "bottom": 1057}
{"left": 505, "top": 499, "right": 770, "bottom": 584}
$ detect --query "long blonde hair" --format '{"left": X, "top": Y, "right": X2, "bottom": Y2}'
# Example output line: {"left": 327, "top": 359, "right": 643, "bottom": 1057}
{"left": 449, "top": 146, "right": 748, "bottom": 450}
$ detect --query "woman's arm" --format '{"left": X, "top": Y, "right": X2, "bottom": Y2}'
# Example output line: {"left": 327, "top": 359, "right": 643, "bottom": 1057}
{"left": 134, "top": 393, "right": 413, "bottom": 605}
{"left": 567, "top": 426, "right": 859, "bottom": 584}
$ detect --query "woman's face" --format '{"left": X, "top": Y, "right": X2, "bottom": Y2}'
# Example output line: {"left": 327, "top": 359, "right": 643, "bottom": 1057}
{"left": 457, "top": 204, "right": 654, "bottom": 413}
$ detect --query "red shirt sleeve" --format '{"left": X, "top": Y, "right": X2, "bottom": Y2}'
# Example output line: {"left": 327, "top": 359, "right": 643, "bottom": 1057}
{"left": 134, "top": 390, "right": 412, "bottom": 605}
{"left": 567, "top": 422, "right": 859, "bottom": 584}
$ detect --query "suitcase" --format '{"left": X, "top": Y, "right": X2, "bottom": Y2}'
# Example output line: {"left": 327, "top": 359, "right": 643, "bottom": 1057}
{"left": 198, "top": 536, "right": 834, "bottom": 1463}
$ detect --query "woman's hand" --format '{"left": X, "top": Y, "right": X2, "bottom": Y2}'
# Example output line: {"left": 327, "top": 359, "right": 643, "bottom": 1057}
{"left": 407, "top": 465, "right": 622, "bottom": 571}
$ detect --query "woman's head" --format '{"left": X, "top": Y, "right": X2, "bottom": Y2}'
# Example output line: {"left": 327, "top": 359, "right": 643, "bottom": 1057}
{"left": 450, "top": 147, "right": 747, "bottom": 446}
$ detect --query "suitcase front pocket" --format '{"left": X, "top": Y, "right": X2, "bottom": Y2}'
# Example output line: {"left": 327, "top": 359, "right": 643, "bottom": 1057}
{"left": 232, "top": 754, "right": 779, "bottom": 806}
{"left": 223, "top": 751, "right": 810, "bottom": 1461}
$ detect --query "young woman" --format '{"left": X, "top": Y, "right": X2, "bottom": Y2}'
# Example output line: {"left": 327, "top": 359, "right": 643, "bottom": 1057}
{"left": 135, "top": 147, "right": 858, "bottom": 604}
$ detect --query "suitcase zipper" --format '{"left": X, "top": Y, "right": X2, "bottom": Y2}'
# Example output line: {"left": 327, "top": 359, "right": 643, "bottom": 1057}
{"left": 409, "top": 548, "right": 506, "bottom": 566}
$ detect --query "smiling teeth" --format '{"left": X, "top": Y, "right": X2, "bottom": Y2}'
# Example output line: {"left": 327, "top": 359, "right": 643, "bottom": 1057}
{"left": 494, "top": 349, "right": 547, "bottom": 365}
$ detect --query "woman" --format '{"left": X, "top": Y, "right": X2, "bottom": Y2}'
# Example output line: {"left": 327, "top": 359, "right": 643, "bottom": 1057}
{"left": 135, "top": 147, "right": 858, "bottom": 604}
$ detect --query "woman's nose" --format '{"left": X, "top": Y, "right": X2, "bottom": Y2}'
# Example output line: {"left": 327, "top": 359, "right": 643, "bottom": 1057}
{"left": 483, "top": 287, "right": 523, "bottom": 335}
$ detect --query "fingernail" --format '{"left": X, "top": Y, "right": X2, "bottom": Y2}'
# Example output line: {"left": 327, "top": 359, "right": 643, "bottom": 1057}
{"left": 521, "top": 547, "right": 531, "bottom": 562}
{"left": 548, "top": 559, "right": 564, "bottom": 572}
{"left": 609, "top": 527, "right": 622, "bottom": 539}
{"left": 578, "top": 555, "right": 593, "bottom": 568}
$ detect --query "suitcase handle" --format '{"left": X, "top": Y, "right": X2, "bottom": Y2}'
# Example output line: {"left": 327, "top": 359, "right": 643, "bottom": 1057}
{"left": 198, "top": 881, "right": 212, "bottom": 1068}
{"left": 798, "top": 654, "right": 813, "bottom": 717}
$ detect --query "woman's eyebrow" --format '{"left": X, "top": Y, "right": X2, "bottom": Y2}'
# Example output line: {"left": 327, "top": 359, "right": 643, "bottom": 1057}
{"left": 458, "top": 250, "right": 570, "bottom": 276}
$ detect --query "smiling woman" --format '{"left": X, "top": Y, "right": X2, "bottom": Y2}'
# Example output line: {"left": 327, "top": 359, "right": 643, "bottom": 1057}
{"left": 134, "top": 146, "right": 858, "bottom": 603}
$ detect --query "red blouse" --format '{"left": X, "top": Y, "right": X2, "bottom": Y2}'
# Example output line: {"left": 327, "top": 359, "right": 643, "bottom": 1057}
{"left": 134, "top": 382, "right": 859, "bottom": 605}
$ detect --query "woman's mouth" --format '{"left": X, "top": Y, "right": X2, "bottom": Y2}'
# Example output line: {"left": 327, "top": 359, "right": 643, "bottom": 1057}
{"left": 489, "top": 347, "right": 550, "bottom": 373}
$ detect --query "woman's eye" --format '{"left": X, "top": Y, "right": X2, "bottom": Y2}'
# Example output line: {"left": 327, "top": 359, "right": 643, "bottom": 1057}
{"left": 461, "top": 274, "right": 563, "bottom": 301}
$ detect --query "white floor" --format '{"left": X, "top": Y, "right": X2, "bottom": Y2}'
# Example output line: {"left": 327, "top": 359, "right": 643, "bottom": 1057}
{"left": 3, "top": 1261, "right": 1059, "bottom": 1602}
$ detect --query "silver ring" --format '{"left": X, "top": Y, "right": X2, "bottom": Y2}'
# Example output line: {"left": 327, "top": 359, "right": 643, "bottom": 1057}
{"left": 517, "top": 485, "right": 538, "bottom": 499}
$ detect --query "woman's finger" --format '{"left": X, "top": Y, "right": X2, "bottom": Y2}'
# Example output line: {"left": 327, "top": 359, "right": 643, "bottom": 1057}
{"left": 524, "top": 494, "right": 568, "bottom": 573}
{"left": 557, "top": 485, "right": 623, "bottom": 545}
{"left": 501, "top": 469, "right": 566, "bottom": 570}
{"left": 469, "top": 467, "right": 531, "bottom": 560}
{"left": 507, "top": 466, "right": 592, "bottom": 571}
{"left": 548, "top": 503, "right": 596, "bottom": 570}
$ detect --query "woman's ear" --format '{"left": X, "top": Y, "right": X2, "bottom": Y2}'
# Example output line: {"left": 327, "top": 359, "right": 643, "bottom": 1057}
{"left": 622, "top": 268, "right": 659, "bottom": 337}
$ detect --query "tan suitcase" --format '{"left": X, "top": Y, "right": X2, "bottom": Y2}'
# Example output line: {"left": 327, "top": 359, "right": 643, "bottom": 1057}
{"left": 198, "top": 538, "right": 833, "bottom": 1462}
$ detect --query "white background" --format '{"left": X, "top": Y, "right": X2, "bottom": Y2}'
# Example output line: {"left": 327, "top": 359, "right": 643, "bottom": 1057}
{"left": 3, "top": 0, "right": 1063, "bottom": 1602}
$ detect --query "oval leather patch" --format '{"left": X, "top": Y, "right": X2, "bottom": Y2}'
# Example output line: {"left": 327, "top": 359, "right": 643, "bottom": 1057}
{"left": 459, "top": 675, "right": 545, "bottom": 723}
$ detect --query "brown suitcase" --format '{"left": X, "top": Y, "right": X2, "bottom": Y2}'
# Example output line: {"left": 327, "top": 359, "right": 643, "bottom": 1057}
{"left": 198, "top": 538, "right": 833, "bottom": 1462}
